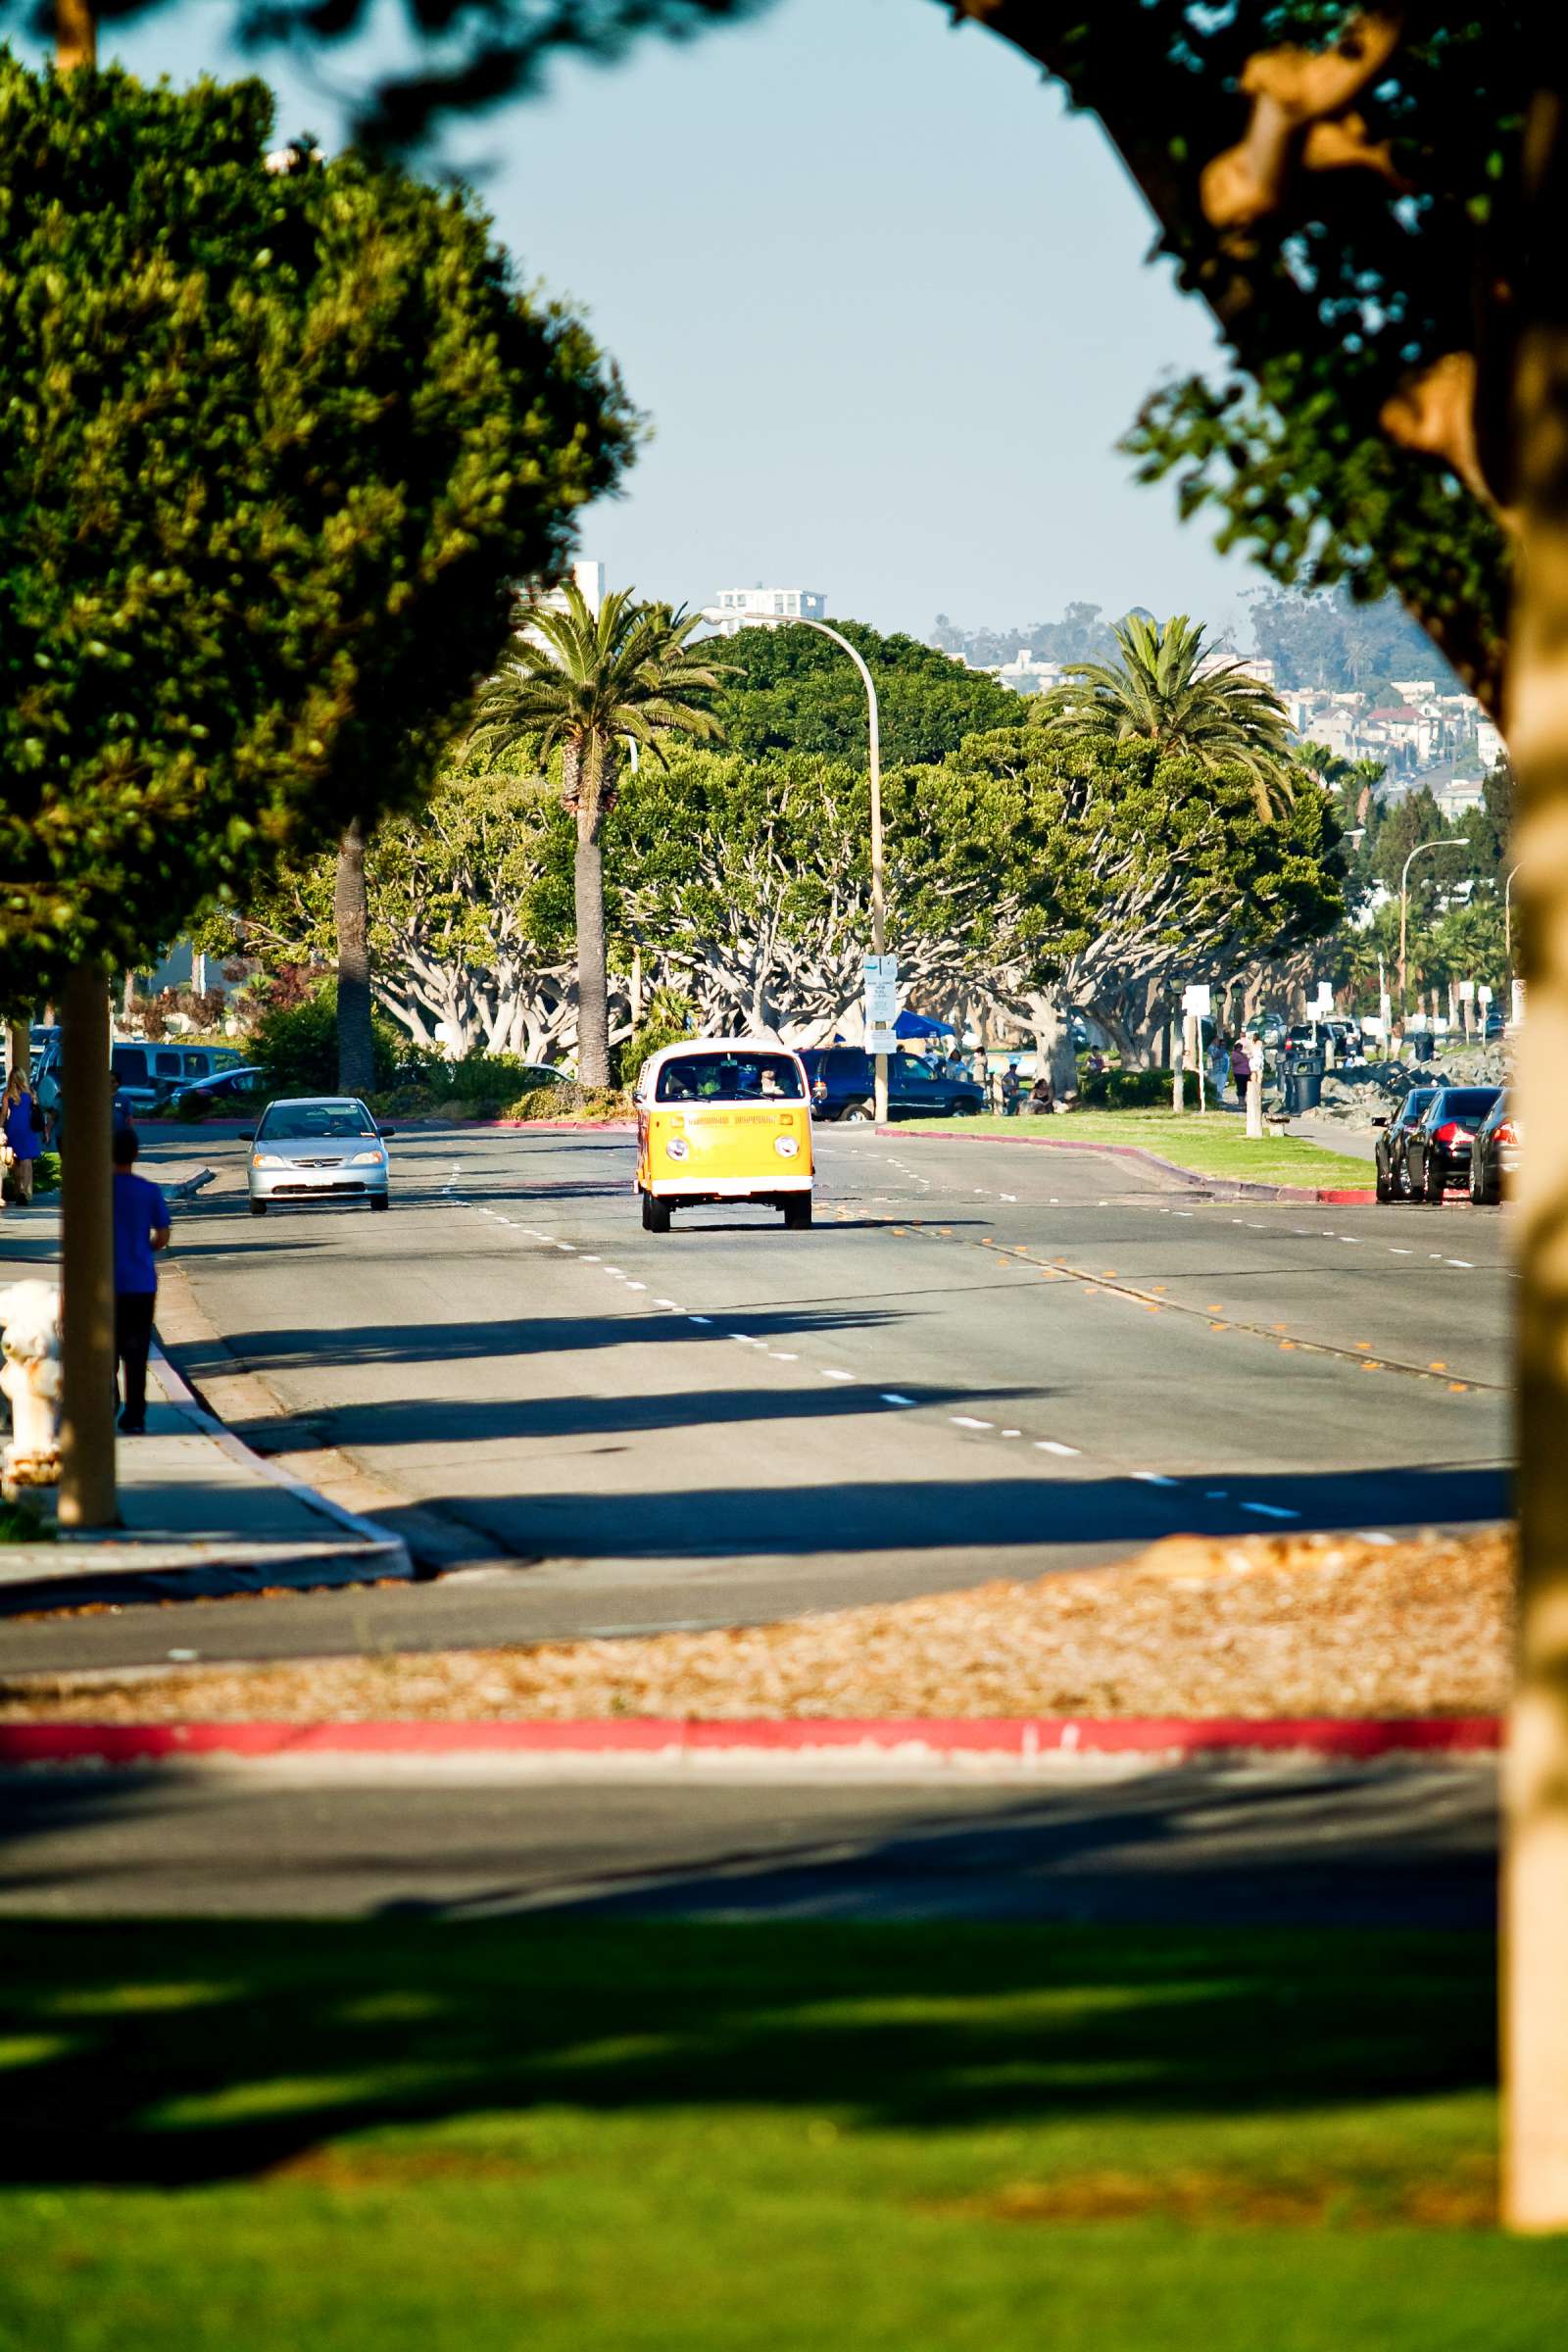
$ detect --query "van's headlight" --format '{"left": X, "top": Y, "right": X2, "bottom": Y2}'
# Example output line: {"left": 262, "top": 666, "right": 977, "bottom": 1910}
{"left": 665, "top": 1136, "right": 690, "bottom": 1160}
{"left": 773, "top": 1135, "right": 799, "bottom": 1158}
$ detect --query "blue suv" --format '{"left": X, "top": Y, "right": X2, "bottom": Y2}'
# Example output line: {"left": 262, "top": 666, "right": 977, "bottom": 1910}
{"left": 799, "top": 1047, "right": 985, "bottom": 1122}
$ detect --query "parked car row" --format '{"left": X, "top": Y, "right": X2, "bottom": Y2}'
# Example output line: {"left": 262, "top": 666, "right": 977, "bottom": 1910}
{"left": 1372, "top": 1086, "right": 1514, "bottom": 1204}
{"left": 799, "top": 1047, "right": 985, "bottom": 1123}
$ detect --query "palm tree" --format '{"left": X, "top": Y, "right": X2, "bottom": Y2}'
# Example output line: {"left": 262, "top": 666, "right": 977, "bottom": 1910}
{"left": 1037, "top": 612, "right": 1297, "bottom": 817}
{"left": 470, "top": 583, "right": 730, "bottom": 1085}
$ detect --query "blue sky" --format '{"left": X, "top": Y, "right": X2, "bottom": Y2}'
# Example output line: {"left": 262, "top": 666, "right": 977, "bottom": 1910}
{"left": 96, "top": 0, "right": 1262, "bottom": 647}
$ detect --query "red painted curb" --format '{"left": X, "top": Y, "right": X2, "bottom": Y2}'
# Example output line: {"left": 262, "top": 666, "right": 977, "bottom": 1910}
{"left": 874, "top": 1127, "right": 1376, "bottom": 1205}
{"left": 0, "top": 1716, "right": 1501, "bottom": 1766}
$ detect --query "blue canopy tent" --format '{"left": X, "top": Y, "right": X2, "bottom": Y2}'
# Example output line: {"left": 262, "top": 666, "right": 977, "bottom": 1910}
{"left": 894, "top": 1010, "right": 956, "bottom": 1041}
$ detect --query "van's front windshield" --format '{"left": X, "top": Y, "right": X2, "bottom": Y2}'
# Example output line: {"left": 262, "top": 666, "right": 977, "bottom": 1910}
{"left": 656, "top": 1054, "right": 804, "bottom": 1103}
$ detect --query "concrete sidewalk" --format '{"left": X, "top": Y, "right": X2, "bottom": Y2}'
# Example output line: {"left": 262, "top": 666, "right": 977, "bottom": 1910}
{"left": 0, "top": 1197, "right": 410, "bottom": 1609}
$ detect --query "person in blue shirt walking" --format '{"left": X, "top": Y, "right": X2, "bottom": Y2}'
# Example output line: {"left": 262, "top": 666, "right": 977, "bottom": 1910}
{"left": 3, "top": 1070, "right": 42, "bottom": 1203}
{"left": 112, "top": 1127, "right": 171, "bottom": 1437}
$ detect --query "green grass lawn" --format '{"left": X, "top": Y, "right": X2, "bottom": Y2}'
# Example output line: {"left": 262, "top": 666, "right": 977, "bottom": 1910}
{"left": 918, "top": 1110, "right": 1373, "bottom": 1189}
{"left": 0, "top": 1920, "right": 1560, "bottom": 2350}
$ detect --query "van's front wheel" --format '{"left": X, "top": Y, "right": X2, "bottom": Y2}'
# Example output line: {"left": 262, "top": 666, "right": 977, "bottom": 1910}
{"left": 782, "top": 1196, "right": 812, "bottom": 1231}
{"left": 642, "top": 1191, "right": 671, "bottom": 1233}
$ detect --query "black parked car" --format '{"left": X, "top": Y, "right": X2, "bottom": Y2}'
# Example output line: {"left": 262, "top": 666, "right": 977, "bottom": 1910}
{"left": 1468, "top": 1091, "right": 1517, "bottom": 1204}
{"left": 799, "top": 1048, "right": 984, "bottom": 1122}
{"left": 1401, "top": 1085, "right": 1502, "bottom": 1203}
{"left": 1371, "top": 1088, "right": 1438, "bottom": 1201}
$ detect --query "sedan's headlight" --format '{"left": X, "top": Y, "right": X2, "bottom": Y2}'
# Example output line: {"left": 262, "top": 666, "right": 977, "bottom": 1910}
{"left": 252, "top": 1153, "right": 286, "bottom": 1168}
{"left": 773, "top": 1135, "right": 800, "bottom": 1158}
{"left": 349, "top": 1149, "right": 386, "bottom": 1165}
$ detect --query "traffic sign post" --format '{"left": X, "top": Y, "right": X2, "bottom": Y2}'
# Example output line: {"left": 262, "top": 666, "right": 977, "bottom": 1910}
{"left": 863, "top": 955, "right": 899, "bottom": 1074}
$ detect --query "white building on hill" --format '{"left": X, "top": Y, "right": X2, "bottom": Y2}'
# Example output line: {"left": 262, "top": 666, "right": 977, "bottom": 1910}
{"left": 704, "top": 585, "right": 828, "bottom": 636}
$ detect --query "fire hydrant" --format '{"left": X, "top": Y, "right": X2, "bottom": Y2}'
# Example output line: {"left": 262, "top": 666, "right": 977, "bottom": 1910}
{"left": 0, "top": 1279, "right": 63, "bottom": 1494}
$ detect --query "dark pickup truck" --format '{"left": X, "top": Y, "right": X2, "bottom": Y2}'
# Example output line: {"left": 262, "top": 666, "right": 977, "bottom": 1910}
{"left": 799, "top": 1047, "right": 985, "bottom": 1122}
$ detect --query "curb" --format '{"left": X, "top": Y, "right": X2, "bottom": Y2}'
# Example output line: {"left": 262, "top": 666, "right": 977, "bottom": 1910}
{"left": 0, "top": 1716, "right": 1502, "bottom": 1768}
{"left": 875, "top": 1126, "right": 1376, "bottom": 1205}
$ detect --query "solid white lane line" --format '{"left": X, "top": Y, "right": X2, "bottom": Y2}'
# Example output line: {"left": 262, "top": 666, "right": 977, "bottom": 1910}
{"left": 1242, "top": 1501, "right": 1300, "bottom": 1520}
{"left": 951, "top": 1414, "right": 993, "bottom": 1430}
{"left": 881, "top": 1392, "right": 915, "bottom": 1405}
{"left": 1035, "top": 1440, "right": 1080, "bottom": 1456}
{"left": 1133, "top": 1471, "right": 1178, "bottom": 1487}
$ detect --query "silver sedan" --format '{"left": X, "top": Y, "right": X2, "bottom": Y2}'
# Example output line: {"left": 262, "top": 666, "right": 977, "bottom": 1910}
{"left": 247, "top": 1096, "right": 394, "bottom": 1215}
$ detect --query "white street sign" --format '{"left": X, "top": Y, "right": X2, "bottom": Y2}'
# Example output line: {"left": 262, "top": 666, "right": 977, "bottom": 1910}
{"left": 864, "top": 979, "right": 899, "bottom": 1026}
{"left": 1314, "top": 981, "right": 1334, "bottom": 1010}
{"left": 865, "top": 1025, "right": 900, "bottom": 1054}
{"left": 1181, "top": 983, "right": 1211, "bottom": 1016}
{"left": 861, "top": 955, "right": 897, "bottom": 982}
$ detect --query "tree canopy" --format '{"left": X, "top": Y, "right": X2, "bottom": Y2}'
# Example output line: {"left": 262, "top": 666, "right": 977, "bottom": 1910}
{"left": 708, "top": 617, "right": 1022, "bottom": 767}
{"left": 1035, "top": 612, "right": 1296, "bottom": 817}
{"left": 0, "top": 55, "right": 634, "bottom": 1002}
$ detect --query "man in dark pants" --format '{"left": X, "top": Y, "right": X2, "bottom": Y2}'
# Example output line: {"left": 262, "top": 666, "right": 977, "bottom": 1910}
{"left": 112, "top": 1127, "right": 171, "bottom": 1436}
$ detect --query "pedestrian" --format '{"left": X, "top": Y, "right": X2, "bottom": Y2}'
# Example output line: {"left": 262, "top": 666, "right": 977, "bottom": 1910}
{"left": 1230, "top": 1037, "right": 1251, "bottom": 1105}
{"left": 1000, "top": 1058, "right": 1023, "bottom": 1117}
{"left": 3, "top": 1070, "right": 42, "bottom": 1203}
{"left": 112, "top": 1126, "right": 171, "bottom": 1437}
{"left": 1207, "top": 1033, "right": 1230, "bottom": 1096}
{"left": 1026, "top": 1069, "right": 1054, "bottom": 1116}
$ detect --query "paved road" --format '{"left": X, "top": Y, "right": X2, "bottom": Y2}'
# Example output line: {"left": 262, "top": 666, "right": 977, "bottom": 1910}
{"left": 0, "top": 1756, "right": 1497, "bottom": 1926}
{"left": 4, "top": 1120, "right": 1509, "bottom": 1669}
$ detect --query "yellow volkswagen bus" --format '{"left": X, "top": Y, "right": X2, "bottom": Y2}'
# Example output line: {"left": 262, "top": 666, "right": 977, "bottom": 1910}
{"left": 633, "top": 1040, "right": 814, "bottom": 1233}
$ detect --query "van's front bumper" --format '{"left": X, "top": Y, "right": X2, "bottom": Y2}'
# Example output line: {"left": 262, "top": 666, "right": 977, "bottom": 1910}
{"left": 644, "top": 1173, "right": 811, "bottom": 1199}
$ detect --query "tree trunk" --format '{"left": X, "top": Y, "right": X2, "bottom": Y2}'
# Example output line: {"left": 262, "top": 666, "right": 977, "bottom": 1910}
{"left": 57, "top": 965, "right": 116, "bottom": 1530}
{"left": 7, "top": 1018, "right": 29, "bottom": 1085}
{"left": 335, "top": 819, "right": 375, "bottom": 1097}
{"left": 1502, "top": 78, "right": 1568, "bottom": 2233}
{"left": 574, "top": 811, "right": 611, "bottom": 1087}
{"left": 1026, "top": 993, "right": 1078, "bottom": 1099}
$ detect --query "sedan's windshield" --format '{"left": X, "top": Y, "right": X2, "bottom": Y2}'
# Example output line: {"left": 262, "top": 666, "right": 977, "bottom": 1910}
{"left": 656, "top": 1054, "right": 804, "bottom": 1102}
{"left": 1433, "top": 1089, "right": 1498, "bottom": 1122}
{"left": 258, "top": 1101, "right": 377, "bottom": 1143}
{"left": 1398, "top": 1091, "right": 1438, "bottom": 1125}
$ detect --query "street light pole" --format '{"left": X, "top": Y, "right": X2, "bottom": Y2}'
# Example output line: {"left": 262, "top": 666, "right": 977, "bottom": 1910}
{"left": 1506, "top": 858, "right": 1522, "bottom": 969}
{"left": 1398, "top": 837, "right": 1467, "bottom": 1029}
{"left": 752, "top": 616, "right": 887, "bottom": 1122}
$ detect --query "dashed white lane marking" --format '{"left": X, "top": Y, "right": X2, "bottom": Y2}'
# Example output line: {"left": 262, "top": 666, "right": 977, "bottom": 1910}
{"left": 1035, "top": 1440, "right": 1080, "bottom": 1456}
{"left": 1001, "top": 1427, "right": 1022, "bottom": 1438}
{"left": 951, "top": 1414, "right": 993, "bottom": 1430}
{"left": 557, "top": 1241, "right": 575, "bottom": 1251}
{"left": 1001, "top": 1193, "right": 1017, "bottom": 1201}
{"left": 625, "top": 1281, "right": 647, "bottom": 1292}
{"left": 881, "top": 1391, "right": 915, "bottom": 1405}
{"left": 771, "top": 1351, "right": 799, "bottom": 1362}
{"left": 822, "top": 1367, "right": 856, "bottom": 1382}
{"left": 728, "top": 1334, "right": 764, "bottom": 1346}
{"left": 1133, "top": 1471, "right": 1178, "bottom": 1487}
{"left": 688, "top": 1314, "right": 711, "bottom": 1326}
{"left": 581, "top": 1254, "right": 601, "bottom": 1262}
{"left": 1356, "top": 1530, "right": 1397, "bottom": 1545}
{"left": 654, "top": 1297, "right": 678, "bottom": 1308}
{"left": 1242, "top": 1500, "right": 1300, "bottom": 1520}
{"left": 1446, "top": 1258, "right": 1475, "bottom": 1268}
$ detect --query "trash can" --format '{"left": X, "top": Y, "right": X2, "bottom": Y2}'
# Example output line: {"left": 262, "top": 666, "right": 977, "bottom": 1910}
{"left": 1281, "top": 1064, "right": 1300, "bottom": 1115}
{"left": 1298, "top": 1054, "right": 1325, "bottom": 1112}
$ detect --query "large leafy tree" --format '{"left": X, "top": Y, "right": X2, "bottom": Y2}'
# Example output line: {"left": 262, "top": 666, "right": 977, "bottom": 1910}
{"left": 0, "top": 48, "right": 632, "bottom": 1520}
{"left": 711, "top": 618, "right": 1022, "bottom": 767}
{"left": 469, "top": 585, "right": 728, "bottom": 1085}
{"left": 1037, "top": 613, "right": 1297, "bottom": 818}
{"left": 899, "top": 725, "right": 1343, "bottom": 1089}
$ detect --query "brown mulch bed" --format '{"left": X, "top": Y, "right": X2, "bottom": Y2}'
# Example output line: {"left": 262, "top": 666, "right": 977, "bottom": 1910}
{"left": 0, "top": 1526, "right": 1511, "bottom": 1723}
